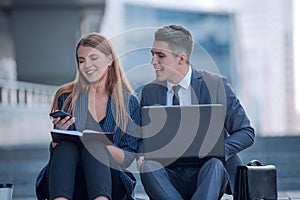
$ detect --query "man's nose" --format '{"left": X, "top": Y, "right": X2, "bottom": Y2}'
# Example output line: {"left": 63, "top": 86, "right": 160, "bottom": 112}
{"left": 151, "top": 55, "right": 157, "bottom": 66}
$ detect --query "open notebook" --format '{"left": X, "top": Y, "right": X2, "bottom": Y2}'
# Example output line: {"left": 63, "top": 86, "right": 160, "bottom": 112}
{"left": 50, "top": 129, "right": 114, "bottom": 145}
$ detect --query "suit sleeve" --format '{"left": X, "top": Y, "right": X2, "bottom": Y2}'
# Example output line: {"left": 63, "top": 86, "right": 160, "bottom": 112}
{"left": 221, "top": 77, "right": 255, "bottom": 161}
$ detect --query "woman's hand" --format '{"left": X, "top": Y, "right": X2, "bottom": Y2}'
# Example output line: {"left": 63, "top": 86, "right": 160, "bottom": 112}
{"left": 50, "top": 111, "right": 75, "bottom": 145}
{"left": 136, "top": 156, "right": 145, "bottom": 171}
{"left": 51, "top": 141, "right": 57, "bottom": 148}
{"left": 51, "top": 114, "right": 75, "bottom": 130}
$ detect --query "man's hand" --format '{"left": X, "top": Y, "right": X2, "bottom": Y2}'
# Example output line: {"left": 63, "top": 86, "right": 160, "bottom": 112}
{"left": 137, "top": 156, "right": 145, "bottom": 171}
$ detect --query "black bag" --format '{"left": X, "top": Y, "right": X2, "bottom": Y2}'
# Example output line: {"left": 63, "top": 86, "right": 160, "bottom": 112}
{"left": 234, "top": 160, "right": 277, "bottom": 200}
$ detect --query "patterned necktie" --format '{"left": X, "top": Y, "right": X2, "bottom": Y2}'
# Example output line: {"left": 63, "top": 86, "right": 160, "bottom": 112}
{"left": 172, "top": 85, "right": 181, "bottom": 105}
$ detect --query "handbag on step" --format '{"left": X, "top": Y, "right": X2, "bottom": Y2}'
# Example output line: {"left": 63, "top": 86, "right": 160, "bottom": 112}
{"left": 234, "top": 160, "right": 277, "bottom": 200}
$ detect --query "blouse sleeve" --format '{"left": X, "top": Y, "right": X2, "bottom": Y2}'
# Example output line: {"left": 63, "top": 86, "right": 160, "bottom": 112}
{"left": 49, "top": 93, "right": 73, "bottom": 153}
{"left": 119, "top": 94, "right": 141, "bottom": 168}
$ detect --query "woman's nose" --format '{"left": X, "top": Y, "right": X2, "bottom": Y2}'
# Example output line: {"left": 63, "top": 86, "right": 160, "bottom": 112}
{"left": 84, "top": 59, "right": 92, "bottom": 68}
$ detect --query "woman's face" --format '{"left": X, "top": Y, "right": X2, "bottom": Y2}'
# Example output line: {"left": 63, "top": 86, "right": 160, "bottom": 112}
{"left": 77, "top": 46, "right": 113, "bottom": 84}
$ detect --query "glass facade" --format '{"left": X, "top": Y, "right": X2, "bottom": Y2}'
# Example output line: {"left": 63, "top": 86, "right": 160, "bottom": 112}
{"left": 121, "top": 4, "right": 237, "bottom": 89}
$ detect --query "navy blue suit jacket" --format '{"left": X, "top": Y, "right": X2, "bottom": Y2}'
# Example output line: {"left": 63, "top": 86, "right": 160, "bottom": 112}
{"left": 140, "top": 68, "right": 255, "bottom": 193}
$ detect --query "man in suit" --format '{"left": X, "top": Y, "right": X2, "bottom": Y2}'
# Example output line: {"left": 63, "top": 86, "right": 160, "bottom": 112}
{"left": 137, "top": 25, "right": 255, "bottom": 200}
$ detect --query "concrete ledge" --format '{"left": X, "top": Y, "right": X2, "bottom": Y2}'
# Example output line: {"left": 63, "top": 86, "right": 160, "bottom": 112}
{"left": 1, "top": 136, "right": 300, "bottom": 199}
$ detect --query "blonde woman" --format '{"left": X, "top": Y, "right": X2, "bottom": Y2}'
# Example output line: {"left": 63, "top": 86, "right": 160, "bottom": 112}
{"left": 36, "top": 33, "right": 140, "bottom": 200}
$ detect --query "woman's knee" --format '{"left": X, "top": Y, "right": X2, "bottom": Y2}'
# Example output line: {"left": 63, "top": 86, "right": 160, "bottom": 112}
{"left": 52, "top": 141, "right": 78, "bottom": 156}
{"left": 54, "top": 141, "right": 77, "bottom": 149}
{"left": 49, "top": 141, "right": 79, "bottom": 169}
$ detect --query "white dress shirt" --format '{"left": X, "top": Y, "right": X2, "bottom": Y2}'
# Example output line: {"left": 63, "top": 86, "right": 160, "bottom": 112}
{"left": 166, "top": 67, "right": 192, "bottom": 106}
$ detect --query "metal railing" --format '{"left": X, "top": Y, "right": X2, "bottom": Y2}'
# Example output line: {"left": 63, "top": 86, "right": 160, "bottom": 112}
{"left": 0, "top": 80, "right": 58, "bottom": 109}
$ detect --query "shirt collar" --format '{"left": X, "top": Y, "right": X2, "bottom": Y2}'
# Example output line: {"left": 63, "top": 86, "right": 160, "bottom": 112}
{"left": 167, "top": 66, "right": 192, "bottom": 92}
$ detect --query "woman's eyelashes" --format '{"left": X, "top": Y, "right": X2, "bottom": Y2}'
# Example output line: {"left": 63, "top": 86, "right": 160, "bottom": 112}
{"left": 78, "top": 56, "right": 98, "bottom": 64}
{"left": 90, "top": 55, "right": 99, "bottom": 60}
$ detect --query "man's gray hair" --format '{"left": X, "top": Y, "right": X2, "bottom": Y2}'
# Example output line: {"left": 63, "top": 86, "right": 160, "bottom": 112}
{"left": 154, "top": 25, "right": 194, "bottom": 62}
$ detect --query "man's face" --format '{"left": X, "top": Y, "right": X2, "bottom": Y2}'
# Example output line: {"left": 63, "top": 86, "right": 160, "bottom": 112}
{"left": 151, "top": 40, "right": 181, "bottom": 83}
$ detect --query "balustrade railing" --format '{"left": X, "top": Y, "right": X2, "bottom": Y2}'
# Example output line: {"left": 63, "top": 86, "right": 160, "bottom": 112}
{"left": 0, "top": 80, "right": 58, "bottom": 109}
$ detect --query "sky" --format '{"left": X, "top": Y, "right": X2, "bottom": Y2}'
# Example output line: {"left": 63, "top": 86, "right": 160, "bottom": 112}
{"left": 294, "top": 0, "right": 300, "bottom": 112}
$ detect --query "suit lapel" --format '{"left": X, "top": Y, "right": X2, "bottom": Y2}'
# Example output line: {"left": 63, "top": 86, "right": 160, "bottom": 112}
{"left": 190, "top": 69, "right": 212, "bottom": 104}
{"left": 190, "top": 69, "right": 203, "bottom": 104}
{"left": 151, "top": 69, "right": 211, "bottom": 105}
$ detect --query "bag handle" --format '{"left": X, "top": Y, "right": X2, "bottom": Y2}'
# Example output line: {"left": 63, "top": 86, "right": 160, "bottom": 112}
{"left": 247, "top": 160, "right": 263, "bottom": 166}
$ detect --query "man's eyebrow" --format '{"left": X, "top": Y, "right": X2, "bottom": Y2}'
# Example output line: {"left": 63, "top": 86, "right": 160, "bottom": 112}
{"left": 151, "top": 49, "right": 166, "bottom": 54}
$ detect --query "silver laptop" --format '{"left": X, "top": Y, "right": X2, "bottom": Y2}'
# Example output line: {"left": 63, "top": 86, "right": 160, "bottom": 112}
{"left": 141, "top": 104, "right": 225, "bottom": 167}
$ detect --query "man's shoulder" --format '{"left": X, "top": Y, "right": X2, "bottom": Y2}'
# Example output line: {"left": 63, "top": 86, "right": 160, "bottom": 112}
{"left": 194, "top": 69, "right": 223, "bottom": 79}
{"left": 191, "top": 69, "right": 225, "bottom": 84}
{"left": 143, "top": 80, "right": 166, "bottom": 91}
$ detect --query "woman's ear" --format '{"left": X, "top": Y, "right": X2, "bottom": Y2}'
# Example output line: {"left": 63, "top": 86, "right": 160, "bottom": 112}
{"left": 108, "top": 54, "right": 113, "bottom": 67}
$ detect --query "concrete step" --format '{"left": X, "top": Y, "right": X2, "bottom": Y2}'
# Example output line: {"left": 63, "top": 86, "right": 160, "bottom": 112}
{"left": 1, "top": 136, "right": 300, "bottom": 198}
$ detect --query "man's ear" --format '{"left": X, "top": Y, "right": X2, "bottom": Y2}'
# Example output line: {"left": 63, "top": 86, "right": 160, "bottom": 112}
{"left": 178, "top": 52, "right": 187, "bottom": 65}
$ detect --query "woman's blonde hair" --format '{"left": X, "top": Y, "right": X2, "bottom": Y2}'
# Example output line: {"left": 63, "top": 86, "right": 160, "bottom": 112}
{"left": 51, "top": 33, "right": 134, "bottom": 130}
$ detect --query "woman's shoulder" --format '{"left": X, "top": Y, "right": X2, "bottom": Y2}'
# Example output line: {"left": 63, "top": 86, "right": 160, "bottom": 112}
{"left": 54, "top": 82, "right": 75, "bottom": 102}
{"left": 122, "top": 90, "right": 139, "bottom": 106}
{"left": 57, "top": 92, "right": 72, "bottom": 101}
{"left": 122, "top": 89, "right": 136, "bottom": 99}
